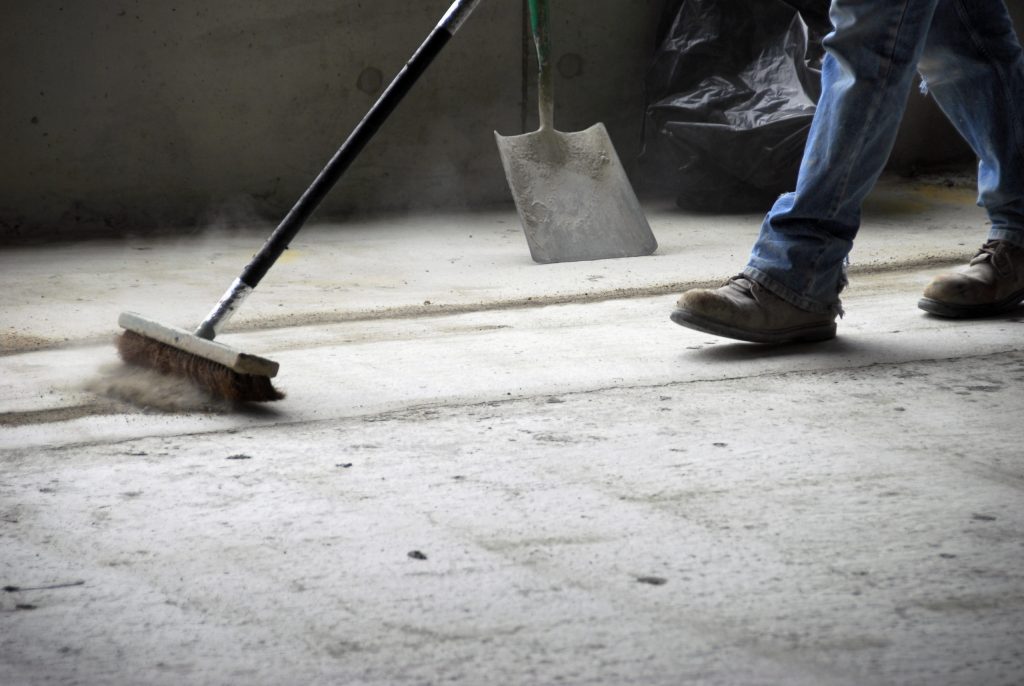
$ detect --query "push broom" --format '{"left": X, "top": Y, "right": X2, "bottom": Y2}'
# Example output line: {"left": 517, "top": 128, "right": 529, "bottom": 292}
{"left": 117, "top": 0, "right": 483, "bottom": 402}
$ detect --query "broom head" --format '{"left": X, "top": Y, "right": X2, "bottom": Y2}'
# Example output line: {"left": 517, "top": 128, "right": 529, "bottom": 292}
{"left": 117, "top": 312, "right": 284, "bottom": 403}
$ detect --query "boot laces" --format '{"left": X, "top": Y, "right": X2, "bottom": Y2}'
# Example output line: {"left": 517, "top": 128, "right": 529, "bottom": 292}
{"left": 971, "top": 240, "right": 1016, "bottom": 277}
{"left": 726, "top": 275, "right": 759, "bottom": 302}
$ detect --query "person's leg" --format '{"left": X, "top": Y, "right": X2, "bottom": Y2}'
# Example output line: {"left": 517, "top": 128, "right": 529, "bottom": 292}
{"left": 916, "top": 0, "right": 1024, "bottom": 316}
{"left": 743, "top": 0, "right": 943, "bottom": 315}
{"left": 674, "top": 0, "right": 944, "bottom": 343}
{"left": 918, "top": 0, "right": 1024, "bottom": 247}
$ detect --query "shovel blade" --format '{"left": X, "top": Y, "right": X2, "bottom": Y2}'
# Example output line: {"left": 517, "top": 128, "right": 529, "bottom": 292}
{"left": 495, "top": 123, "right": 657, "bottom": 264}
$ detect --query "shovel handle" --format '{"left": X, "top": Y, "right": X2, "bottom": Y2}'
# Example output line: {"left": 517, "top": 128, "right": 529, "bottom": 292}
{"left": 529, "top": 0, "right": 554, "bottom": 130}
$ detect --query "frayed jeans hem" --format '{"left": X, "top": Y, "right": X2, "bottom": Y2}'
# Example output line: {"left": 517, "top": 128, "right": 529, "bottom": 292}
{"left": 741, "top": 266, "right": 844, "bottom": 317}
{"left": 988, "top": 228, "right": 1024, "bottom": 250}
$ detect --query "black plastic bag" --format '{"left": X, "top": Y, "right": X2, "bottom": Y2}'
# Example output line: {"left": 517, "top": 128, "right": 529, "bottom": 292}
{"left": 641, "top": 0, "right": 831, "bottom": 211}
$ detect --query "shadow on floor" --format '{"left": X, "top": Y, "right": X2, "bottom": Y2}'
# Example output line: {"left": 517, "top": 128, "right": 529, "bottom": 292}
{"left": 686, "top": 306, "right": 1024, "bottom": 363}
{"left": 686, "top": 336, "right": 865, "bottom": 363}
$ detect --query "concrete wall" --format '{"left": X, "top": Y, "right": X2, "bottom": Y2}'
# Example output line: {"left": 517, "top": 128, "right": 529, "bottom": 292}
{"left": 1, "top": 1, "right": 517, "bottom": 238}
{"left": 2, "top": 1, "right": 1019, "bottom": 240}
{"left": 1, "top": 0, "right": 663, "bottom": 240}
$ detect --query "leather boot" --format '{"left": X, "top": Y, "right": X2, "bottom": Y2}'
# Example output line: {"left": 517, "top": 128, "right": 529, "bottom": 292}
{"left": 919, "top": 240, "right": 1024, "bottom": 317}
{"left": 672, "top": 276, "right": 837, "bottom": 344}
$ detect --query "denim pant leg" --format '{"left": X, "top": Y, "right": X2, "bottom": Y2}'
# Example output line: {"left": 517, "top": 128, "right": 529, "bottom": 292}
{"left": 744, "top": 0, "right": 942, "bottom": 314}
{"left": 918, "top": 0, "right": 1024, "bottom": 249}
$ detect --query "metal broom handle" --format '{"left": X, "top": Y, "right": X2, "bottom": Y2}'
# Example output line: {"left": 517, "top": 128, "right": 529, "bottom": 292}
{"left": 196, "top": 0, "right": 484, "bottom": 340}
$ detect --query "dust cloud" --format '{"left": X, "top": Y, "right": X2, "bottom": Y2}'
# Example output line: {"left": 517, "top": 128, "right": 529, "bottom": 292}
{"left": 83, "top": 363, "right": 231, "bottom": 413}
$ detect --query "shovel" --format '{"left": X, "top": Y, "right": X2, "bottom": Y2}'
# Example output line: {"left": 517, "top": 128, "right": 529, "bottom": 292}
{"left": 495, "top": 0, "right": 657, "bottom": 264}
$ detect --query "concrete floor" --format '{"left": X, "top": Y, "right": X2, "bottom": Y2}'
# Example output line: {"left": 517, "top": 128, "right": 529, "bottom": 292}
{"left": 2, "top": 176, "right": 1023, "bottom": 685}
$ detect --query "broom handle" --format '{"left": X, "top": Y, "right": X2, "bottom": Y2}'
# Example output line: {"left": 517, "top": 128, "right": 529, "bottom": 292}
{"left": 196, "top": 0, "right": 484, "bottom": 340}
{"left": 529, "top": 0, "right": 554, "bottom": 131}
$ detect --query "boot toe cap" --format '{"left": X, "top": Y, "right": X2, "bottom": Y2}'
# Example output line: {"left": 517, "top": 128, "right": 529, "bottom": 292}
{"left": 676, "top": 288, "right": 741, "bottom": 319}
{"left": 923, "top": 274, "right": 986, "bottom": 304}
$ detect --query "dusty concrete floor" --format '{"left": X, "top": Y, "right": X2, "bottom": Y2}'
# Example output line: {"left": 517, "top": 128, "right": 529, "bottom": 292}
{"left": 2, "top": 176, "right": 1023, "bottom": 685}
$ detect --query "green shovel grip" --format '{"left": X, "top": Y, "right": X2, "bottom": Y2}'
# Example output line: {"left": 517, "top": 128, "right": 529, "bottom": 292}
{"left": 529, "top": 0, "right": 554, "bottom": 129}
{"left": 528, "top": 0, "right": 551, "bottom": 65}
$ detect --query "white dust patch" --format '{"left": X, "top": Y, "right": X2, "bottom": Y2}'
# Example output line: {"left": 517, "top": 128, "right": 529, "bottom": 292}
{"left": 82, "top": 363, "right": 231, "bottom": 413}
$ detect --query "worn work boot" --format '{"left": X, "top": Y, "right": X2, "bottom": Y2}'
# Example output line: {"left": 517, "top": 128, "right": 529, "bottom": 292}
{"left": 918, "top": 240, "right": 1024, "bottom": 317}
{"left": 671, "top": 276, "right": 837, "bottom": 344}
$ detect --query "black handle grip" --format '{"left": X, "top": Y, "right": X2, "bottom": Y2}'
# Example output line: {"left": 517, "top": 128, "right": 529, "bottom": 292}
{"left": 239, "top": 24, "right": 454, "bottom": 289}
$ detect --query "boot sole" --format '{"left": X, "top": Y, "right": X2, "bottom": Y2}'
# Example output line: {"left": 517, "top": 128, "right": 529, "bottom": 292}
{"left": 917, "top": 288, "right": 1024, "bottom": 318}
{"left": 670, "top": 309, "right": 837, "bottom": 345}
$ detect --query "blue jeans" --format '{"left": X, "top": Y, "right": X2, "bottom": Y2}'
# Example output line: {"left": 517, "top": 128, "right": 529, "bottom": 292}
{"left": 743, "top": 0, "right": 1024, "bottom": 314}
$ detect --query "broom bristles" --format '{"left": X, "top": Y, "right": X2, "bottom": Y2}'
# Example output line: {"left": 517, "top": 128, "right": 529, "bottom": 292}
{"left": 116, "top": 330, "right": 284, "bottom": 402}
